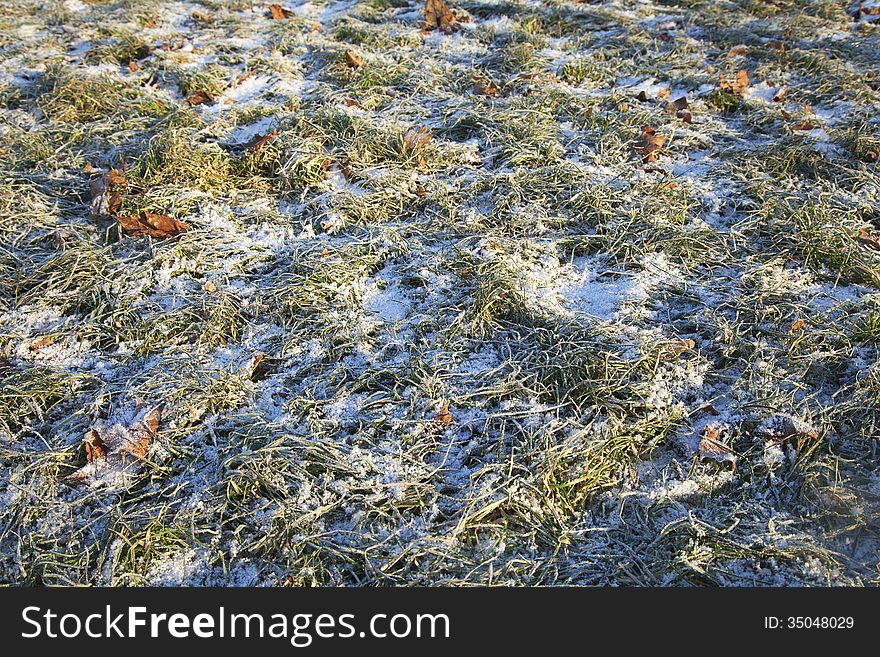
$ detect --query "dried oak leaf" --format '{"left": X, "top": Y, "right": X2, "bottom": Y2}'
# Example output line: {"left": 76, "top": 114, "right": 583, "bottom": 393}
{"left": 244, "top": 128, "right": 279, "bottom": 153}
{"left": 84, "top": 429, "right": 107, "bottom": 463}
{"left": 856, "top": 229, "right": 880, "bottom": 252}
{"left": 114, "top": 211, "right": 188, "bottom": 239}
{"left": 634, "top": 126, "right": 666, "bottom": 163}
{"left": 268, "top": 3, "right": 293, "bottom": 19}
{"left": 89, "top": 168, "right": 128, "bottom": 217}
{"left": 70, "top": 406, "right": 162, "bottom": 483}
{"left": 344, "top": 50, "right": 363, "bottom": 68}
{"left": 719, "top": 69, "right": 750, "bottom": 96}
{"left": 424, "top": 0, "right": 457, "bottom": 34}
{"left": 186, "top": 90, "right": 213, "bottom": 106}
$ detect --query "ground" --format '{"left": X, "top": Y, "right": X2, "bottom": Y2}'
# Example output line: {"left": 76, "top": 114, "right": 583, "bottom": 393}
{"left": 0, "top": 0, "right": 879, "bottom": 586}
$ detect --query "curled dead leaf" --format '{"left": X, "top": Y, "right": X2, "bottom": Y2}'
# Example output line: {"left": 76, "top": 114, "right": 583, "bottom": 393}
{"left": 268, "top": 3, "right": 293, "bottom": 19}
{"left": 243, "top": 352, "right": 276, "bottom": 382}
{"left": 634, "top": 126, "right": 666, "bottom": 163}
{"left": 473, "top": 77, "right": 501, "bottom": 97}
{"left": 719, "top": 69, "right": 749, "bottom": 96}
{"left": 435, "top": 403, "right": 453, "bottom": 426}
{"left": 244, "top": 128, "right": 279, "bottom": 153}
{"left": 89, "top": 168, "right": 128, "bottom": 217}
{"left": 790, "top": 318, "right": 805, "bottom": 333}
{"left": 191, "top": 10, "right": 214, "bottom": 25}
{"left": 30, "top": 336, "right": 55, "bottom": 351}
{"left": 84, "top": 429, "right": 107, "bottom": 463}
{"left": 668, "top": 338, "right": 696, "bottom": 356}
{"left": 790, "top": 119, "right": 818, "bottom": 131}
{"left": 70, "top": 405, "right": 162, "bottom": 484}
{"left": 114, "top": 211, "right": 188, "bottom": 239}
{"left": 424, "top": 0, "right": 457, "bottom": 34}
{"left": 856, "top": 229, "right": 880, "bottom": 252}
{"left": 401, "top": 126, "right": 433, "bottom": 168}
{"left": 344, "top": 50, "right": 363, "bottom": 68}
{"left": 666, "top": 96, "right": 688, "bottom": 113}
{"left": 186, "top": 90, "right": 213, "bottom": 106}
{"left": 697, "top": 424, "right": 736, "bottom": 467}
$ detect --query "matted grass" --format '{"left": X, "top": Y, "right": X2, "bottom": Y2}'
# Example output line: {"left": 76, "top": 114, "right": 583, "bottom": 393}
{"left": 0, "top": 0, "right": 878, "bottom": 586}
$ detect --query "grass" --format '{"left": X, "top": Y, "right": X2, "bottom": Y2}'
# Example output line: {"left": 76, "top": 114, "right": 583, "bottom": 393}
{"left": 0, "top": 0, "right": 878, "bottom": 587}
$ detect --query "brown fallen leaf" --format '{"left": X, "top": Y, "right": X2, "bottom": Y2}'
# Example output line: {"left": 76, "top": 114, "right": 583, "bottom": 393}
{"left": 268, "top": 3, "right": 293, "bottom": 19}
{"left": 70, "top": 405, "right": 162, "bottom": 484}
{"left": 851, "top": 3, "right": 880, "bottom": 18}
{"left": 186, "top": 90, "right": 213, "bottom": 106}
{"left": 401, "top": 126, "right": 433, "bottom": 167}
{"left": 244, "top": 128, "right": 279, "bottom": 153}
{"left": 344, "top": 50, "right": 363, "bottom": 68}
{"left": 634, "top": 126, "right": 666, "bottom": 163}
{"left": 856, "top": 228, "right": 880, "bottom": 252}
{"left": 719, "top": 69, "right": 750, "bottom": 96}
{"left": 666, "top": 96, "right": 688, "bottom": 114}
{"left": 424, "top": 0, "right": 457, "bottom": 34}
{"left": 790, "top": 318, "right": 805, "bottom": 333}
{"left": 243, "top": 352, "right": 276, "bottom": 382}
{"left": 343, "top": 97, "right": 361, "bottom": 108}
{"left": 30, "top": 336, "right": 55, "bottom": 351}
{"left": 698, "top": 424, "right": 737, "bottom": 467}
{"left": 191, "top": 10, "right": 214, "bottom": 25}
{"left": 668, "top": 338, "right": 696, "bottom": 356}
{"left": 128, "top": 61, "right": 140, "bottom": 73}
{"left": 89, "top": 168, "right": 128, "bottom": 217}
{"left": 435, "top": 403, "right": 453, "bottom": 426}
{"left": 727, "top": 44, "right": 748, "bottom": 57}
{"left": 676, "top": 109, "right": 693, "bottom": 123}
{"left": 203, "top": 280, "right": 218, "bottom": 293}
{"left": 236, "top": 70, "right": 257, "bottom": 85}
{"left": 698, "top": 402, "right": 720, "bottom": 416}
{"left": 790, "top": 119, "right": 818, "bottom": 131}
{"left": 473, "top": 77, "right": 501, "bottom": 97}
{"left": 84, "top": 429, "right": 107, "bottom": 463}
{"left": 114, "top": 211, "right": 188, "bottom": 239}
